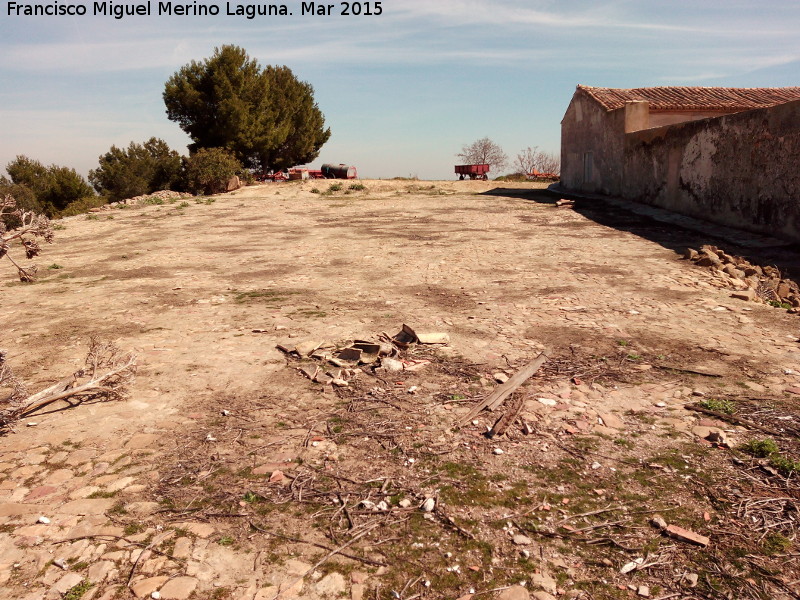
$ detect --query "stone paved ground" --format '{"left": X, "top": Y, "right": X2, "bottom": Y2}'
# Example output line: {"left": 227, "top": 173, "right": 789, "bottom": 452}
{"left": 1, "top": 180, "right": 799, "bottom": 600}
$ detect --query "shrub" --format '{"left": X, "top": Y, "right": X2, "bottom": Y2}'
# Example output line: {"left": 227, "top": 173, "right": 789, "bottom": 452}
{"left": 89, "top": 137, "right": 183, "bottom": 202}
{"left": 6, "top": 156, "right": 95, "bottom": 216}
{"left": 742, "top": 438, "right": 779, "bottom": 458}
{"left": 185, "top": 148, "right": 242, "bottom": 195}
{"left": 58, "top": 196, "right": 108, "bottom": 217}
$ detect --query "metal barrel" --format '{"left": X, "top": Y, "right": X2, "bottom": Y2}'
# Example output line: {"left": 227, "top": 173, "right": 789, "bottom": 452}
{"left": 321, "top": 163, "right": 357, "bottom": 179}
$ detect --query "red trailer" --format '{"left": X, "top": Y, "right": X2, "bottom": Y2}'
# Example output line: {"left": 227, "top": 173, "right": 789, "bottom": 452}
{"left": 455, "top": 164, "right": 490, "bottom": 180}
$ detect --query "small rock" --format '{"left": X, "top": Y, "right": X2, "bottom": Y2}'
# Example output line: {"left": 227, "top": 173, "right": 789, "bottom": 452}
{"left": 684, "top": 573, "right": 699, "bottom": 588}
{"left": 37, "top": 516, "right": 51, "bottom": 524}
{"left": 151, "top": 593, "right": 162, "bottom": 600}
{"left": 332, "top": 378, "right": 349, "bottom": 388}
{"left": 493, "top": 448, "right": 504, "bottom": 455}
{"left": 537, "top": 398, "right": 557, "bottom": 407}
{"left": 496, "top": 585, "right": 530, "bottom": 600}
{"left": 637, "top": 585, "right": 650, "bottom": 597}
{"left": 421, "top": 498, "right": 436, "bottom": 512}
{"left": 649, "top": 515, "right": 667, "bottom": 530}
{"left": 512, "top": 534, "right": 532, "bottom": 546}
{"left": 398, "top": 499, "right": 412, "bottom": 509}
{"left": 493, "top": 372, "right": 509, "bottom": 384}
{"left": 53, "top": 558, "right": 68, "bottom": 570}
{"left": 620, "top": 558, "right": 643, "bottom": 574}
{"left": 731, "top": 289, "right": 756, "bottom": 302}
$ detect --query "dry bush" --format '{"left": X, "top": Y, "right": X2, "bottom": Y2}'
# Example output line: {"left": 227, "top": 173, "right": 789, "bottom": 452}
{"left": 0, "top": 194, "right": 54, "bottom": 281}
{"left": 0, "top": 338, "right": 137, "bottom": 433}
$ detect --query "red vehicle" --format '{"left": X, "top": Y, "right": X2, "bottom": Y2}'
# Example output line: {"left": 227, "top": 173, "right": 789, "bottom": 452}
{"left": 455, "top": 164, "right": 490, "bottom": 180}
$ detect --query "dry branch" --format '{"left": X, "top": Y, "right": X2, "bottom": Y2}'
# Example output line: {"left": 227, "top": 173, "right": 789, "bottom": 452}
{"left": 1, "top": 338, "right": 137, "bottom": 431}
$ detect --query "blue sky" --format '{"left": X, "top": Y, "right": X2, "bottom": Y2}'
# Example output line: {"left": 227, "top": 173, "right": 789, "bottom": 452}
{"left": 1, "top": 0, "right": 798, "bottom": 181}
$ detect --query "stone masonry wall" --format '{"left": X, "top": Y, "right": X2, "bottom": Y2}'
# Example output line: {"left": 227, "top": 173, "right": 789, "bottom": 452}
{"left": 622, "top": 100, "right": 800, "bottom": 242}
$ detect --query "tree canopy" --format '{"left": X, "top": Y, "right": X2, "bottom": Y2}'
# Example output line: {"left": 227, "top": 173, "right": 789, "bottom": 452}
{"left": 5, "top": 156, "right": 94, "bottom": 216}
{"left": 89, "top": 137, "right": 183, "bottom": 202}
{"left": 457, "top": 137, "right": 508, "bottom": 174}
{"left": 163, "top": 45, "right": 330, "bottom": 172}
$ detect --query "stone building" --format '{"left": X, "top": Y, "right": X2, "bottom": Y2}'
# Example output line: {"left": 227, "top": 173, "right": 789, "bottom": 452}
{"left": 560, "top": 85, "right": 800, "bottom": 241}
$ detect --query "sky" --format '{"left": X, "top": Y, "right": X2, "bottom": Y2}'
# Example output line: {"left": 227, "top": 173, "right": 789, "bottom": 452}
{"left": 0, "top": 0, "right": 798, "bottom": 181}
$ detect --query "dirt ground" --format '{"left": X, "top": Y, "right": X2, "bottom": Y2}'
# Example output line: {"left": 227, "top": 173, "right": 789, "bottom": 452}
{"left": 1, "top": 179, "right": 799, "bottom": 600}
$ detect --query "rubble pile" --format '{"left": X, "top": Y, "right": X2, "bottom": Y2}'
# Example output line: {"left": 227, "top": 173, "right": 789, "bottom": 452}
{"left": 90, "top": 190, "right": 191, "bottom": 212}
{"left": 275, "top": 324, "right": 447, "bottom": 387}
{"left": 684, "top": 244, "right": 800, "bottom": 308}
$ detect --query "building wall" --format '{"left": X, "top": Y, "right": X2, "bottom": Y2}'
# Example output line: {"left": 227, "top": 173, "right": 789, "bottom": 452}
{"left": 622, "top": 100, "right": 800, "bottom": 241}
{"left": 647, "top": 109, "right": 740, "bottom": 129}
{"left": 561, "top": 94, "right": 626, "bottom": 195}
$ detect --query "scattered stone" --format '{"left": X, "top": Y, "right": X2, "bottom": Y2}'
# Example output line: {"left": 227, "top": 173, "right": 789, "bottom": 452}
{"left": 530, "top": 571, "right": 557, "bottom": 594}
{"left": 37, "top": 516, "right": 51, "bottom": 524}
{"left": 52, "top": 572, "right": 84, "bottom": 595}
{"left": 172, "top": 538, "right": 192, "bottom": 560}
{"left": 398, "top": 499, "right": 413, "bottom": 509}
{"left": 684, "top": 573, "right": 699, "bottom": 588}
{"left": 496, "top": 585, "right": 530, "bottom": 600}
{"left": 532, "top": 593, "right": 557, "bottom": 600}
{"left": 421, "top": 498, "right": 436, "bottom": 512}
{"left": 637, "top": 585, "right": 650, "bottom": 597}
{"left": 493, "top": 372, "right": 509, "bottom": 384}
{"left": 512, "top": 534, "right": 532, "bottom": 545}
{"left": 381, "top": 358, "right": 404, "bottom": 372}
{"left": 649, "top": 515, "right": 667, "bottom": 531}
{"left": 315, "top": 572, "right": 346, "bottom": 597}
{"left": 493, "top": 448, "right": 504, "bottom": 455}
{"left": 620, "top": 558, "right": 643, "bottom": 574}
{"left": 731, "top": 290, "right": 756, "bottom": 302}
{"left": 597, "top": 412, "right": 624, "bottom": 429}
{"left": 537, "top": 398, "right": 557, "bottom": 407}
{"left": 158, "top": 576, "right": 198, "bottom": 600}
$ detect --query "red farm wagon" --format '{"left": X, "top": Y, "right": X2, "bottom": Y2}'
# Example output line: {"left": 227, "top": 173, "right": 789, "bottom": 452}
{"left": 455, "top": 164, "right": 490, "bottom": 181}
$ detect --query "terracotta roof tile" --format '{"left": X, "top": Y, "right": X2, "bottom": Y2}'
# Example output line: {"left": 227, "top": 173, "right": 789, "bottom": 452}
{"left": 577, "top": 84, "right": 800, "bottom": 112}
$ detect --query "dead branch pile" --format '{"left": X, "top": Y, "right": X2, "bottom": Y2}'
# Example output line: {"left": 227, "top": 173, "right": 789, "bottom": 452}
{"left": 0, "top": 338, "right": 137, "bottom": 432}
{"left": 0, "top": 194, "right": 54, "bottom": 282}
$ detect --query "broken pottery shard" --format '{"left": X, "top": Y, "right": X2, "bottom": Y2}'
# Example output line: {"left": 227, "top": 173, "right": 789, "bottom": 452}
{"left": 337, "top": 347, "right": 363, "bottom": 362}
{"left": 295, "top": 341, "right": 321, "bottom": 357}
{"left": 416, "top": 332, "right": 450, "bottom": 345}
{"left": 665, "top": 524, "right": 709, "bottom": 547}
{"left": 359, "top": 353, "right": 380, "bottom": 365}
{"left": 299, "top": 366, "right": 318, "bottom": 380}
{"left": 353, "top": 341, "right": 381, "bottom": 354}
{"left": 392, "top": 324, "right": 418, "bottom": 348}
{"left": 403, "top": 359, "right": 431, "bottom": 372}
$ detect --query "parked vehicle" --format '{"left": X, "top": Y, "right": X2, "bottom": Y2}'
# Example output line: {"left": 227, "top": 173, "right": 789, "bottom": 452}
{"left": 321, "top": 164, "right": 358, "bottom": 179}
{"left": 455, "top": 164, "right": 490, "bottom": 180}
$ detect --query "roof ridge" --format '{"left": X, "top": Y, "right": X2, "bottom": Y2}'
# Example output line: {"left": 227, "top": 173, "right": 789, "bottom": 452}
{"left": 576, "top": 84, "right": 800, "bottom": 112}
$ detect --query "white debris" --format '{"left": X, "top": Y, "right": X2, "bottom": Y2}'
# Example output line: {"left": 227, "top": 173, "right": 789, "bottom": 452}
{"left": 421, "top": 498, "right": 436, "bottom": 512}
{"left": 37, "top": 516, "right": 50, "bottom": 525}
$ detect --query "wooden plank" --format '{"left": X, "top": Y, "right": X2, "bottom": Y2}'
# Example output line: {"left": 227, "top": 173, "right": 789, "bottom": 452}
{"left": 457, "top": 349, "right": 551, "bottom": 427}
